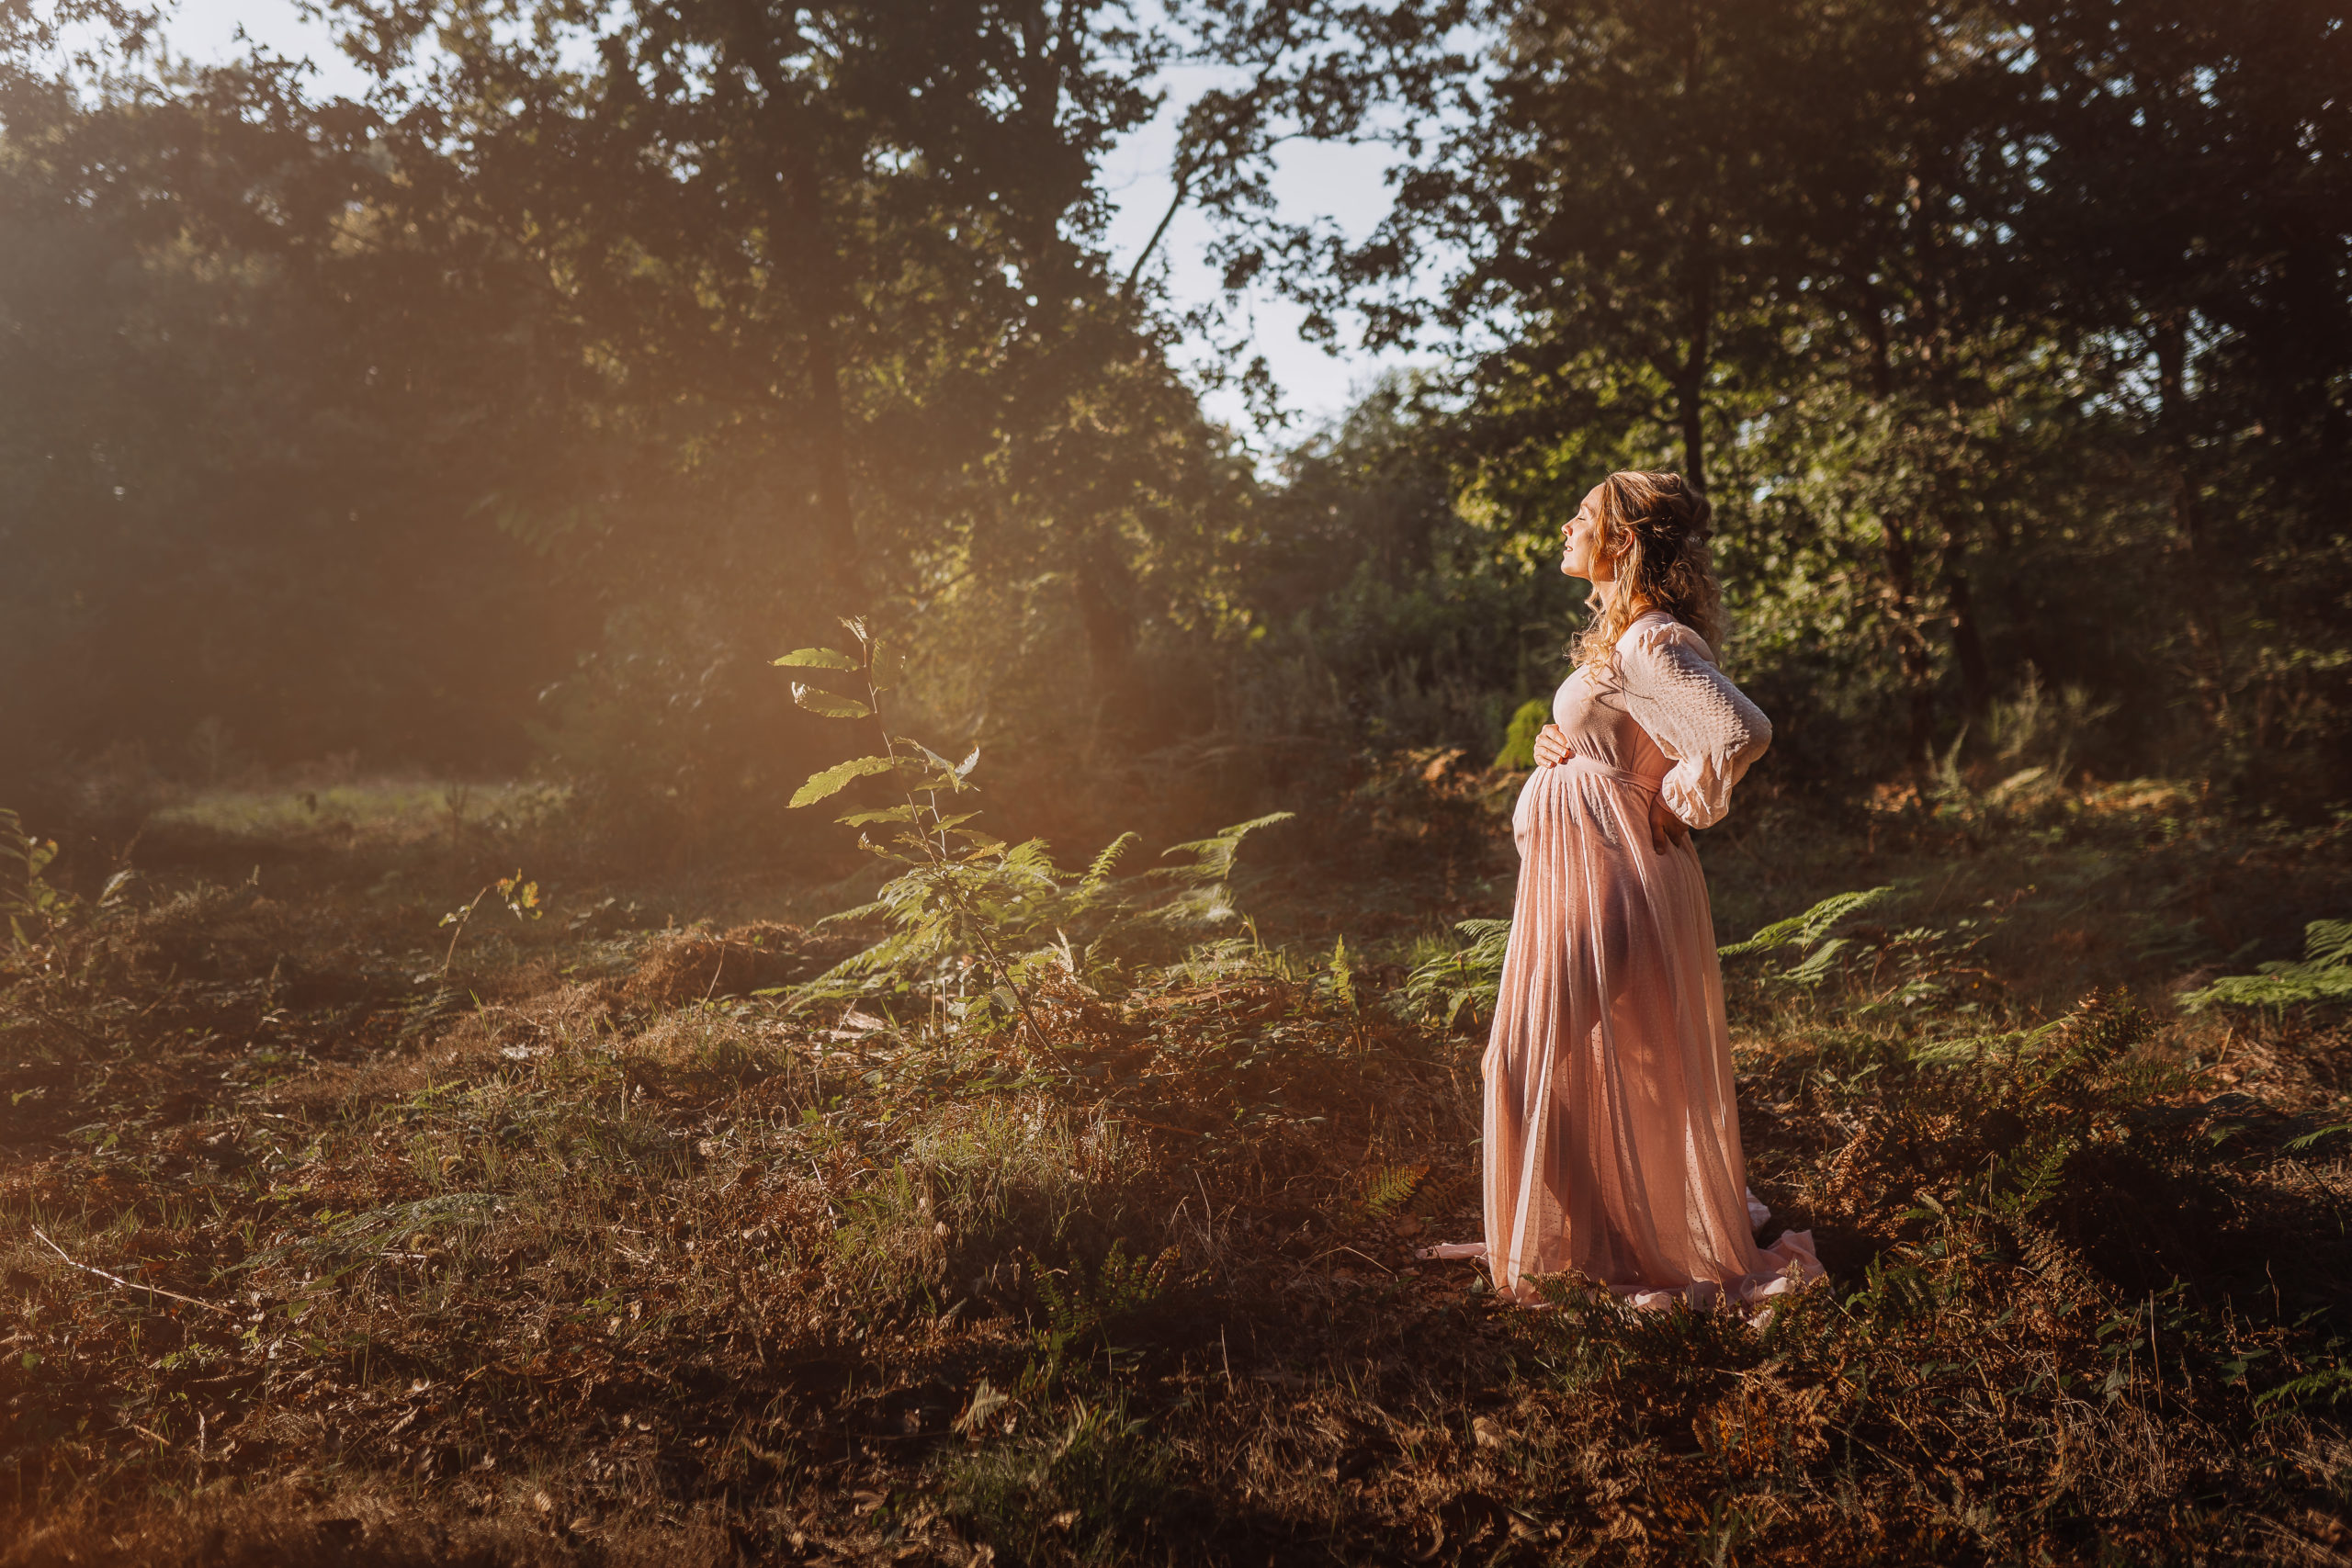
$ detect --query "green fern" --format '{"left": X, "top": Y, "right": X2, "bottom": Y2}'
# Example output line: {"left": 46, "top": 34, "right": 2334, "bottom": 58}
{"left": 2180, "top": 919, "right": 2352, "bottom": 1012}
{"left": 1405, "top": 917, "right": 1514, "bottom": 1030}
{"left": 1358, "top": 1162, "right": 1428, "bottom": 1219}
{"left": 1080, "top": 831, "right": 1141, "bottom": 896}
{"left": 1139, "top": 814, "right": 1295, "bottom": 929}
{"left": 1328, "top": 934, "right": 1357, "bottom": 1011}
{"left": 1031, "top": 1240, "right": 1177, "bottom": 1371}
{"left": 1718, "top": 885, "right": 1896, "bottom": 961}
{"left": 2255, "top": 1356, "right": 2352, "bottom": 1420}
{"left": 1986, "top": 1138, "right": 2075, "bottom": 1220}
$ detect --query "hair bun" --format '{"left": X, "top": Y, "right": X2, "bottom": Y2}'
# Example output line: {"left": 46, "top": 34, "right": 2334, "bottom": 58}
{"left": 1575, "top": 468, "right": 1725, "bottom": 668}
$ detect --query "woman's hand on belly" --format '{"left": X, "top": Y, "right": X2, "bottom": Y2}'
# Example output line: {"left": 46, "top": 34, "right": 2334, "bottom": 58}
{"left": 1532, "top": 723, "right": 1570, "bottom": 767}
{"left": 1647, "top": 792, "right": 1691, "bottom": 854}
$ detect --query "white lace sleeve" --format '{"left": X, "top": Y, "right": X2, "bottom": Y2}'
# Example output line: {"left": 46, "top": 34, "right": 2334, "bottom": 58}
{"left": 1616, "top": 618, "right": 1772, "bottom": 829}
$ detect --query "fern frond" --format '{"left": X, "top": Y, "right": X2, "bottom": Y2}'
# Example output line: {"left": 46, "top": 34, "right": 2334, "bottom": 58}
{"left": 1150, "top": 813, "right": 1295, "bottom": 884}
{"left": 1080, "top": 831, "right": 1141, "bottom": 896}
{"left": 2181, "top": 918, "right": 2352, "bottom": 1011}
{"left": 1329, "top": 934, "right": 1356, "bottom": 1010}
{"left": 1404, "top": 918, "right": 1515, "bottom": 1021}
{"left": 1359, "top": 1162, "right": 1429, "bottom": 1218}
{"left": 1720, "top": 886, "right": 1897, "bottom": 959}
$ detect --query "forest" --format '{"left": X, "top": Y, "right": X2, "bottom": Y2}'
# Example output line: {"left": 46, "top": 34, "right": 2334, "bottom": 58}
{"left": 3, "top": 0, "right": 2350, "bottom": 1562}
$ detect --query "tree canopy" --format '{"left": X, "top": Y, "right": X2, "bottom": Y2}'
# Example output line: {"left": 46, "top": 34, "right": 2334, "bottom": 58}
{"left": 4, "top": 0, "right": 2346, "bottom": 840}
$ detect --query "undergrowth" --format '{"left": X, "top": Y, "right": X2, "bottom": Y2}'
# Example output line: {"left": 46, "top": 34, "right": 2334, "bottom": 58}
{"left": 2, "top": 757, "right": 2349, "bottom": 1565}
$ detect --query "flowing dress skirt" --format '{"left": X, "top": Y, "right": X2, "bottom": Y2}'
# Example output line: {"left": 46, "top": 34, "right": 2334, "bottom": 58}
{"left": 1476, "top": 754, "right": 1819, "bottom": 1308}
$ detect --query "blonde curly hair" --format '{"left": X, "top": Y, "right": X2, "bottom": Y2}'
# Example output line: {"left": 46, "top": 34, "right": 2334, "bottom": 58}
{"left": 1572, "top": 469, "right": 1725, "bottom": 668}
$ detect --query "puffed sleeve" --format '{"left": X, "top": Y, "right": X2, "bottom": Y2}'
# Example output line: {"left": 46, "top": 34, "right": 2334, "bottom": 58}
{"left": 1615, "top": 618, "right": 1772, "bottom": 830}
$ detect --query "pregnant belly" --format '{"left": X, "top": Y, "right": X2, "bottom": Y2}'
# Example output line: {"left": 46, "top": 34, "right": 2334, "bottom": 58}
{"left": 1514, "top": 754, "right": 1654, "bottom": 855}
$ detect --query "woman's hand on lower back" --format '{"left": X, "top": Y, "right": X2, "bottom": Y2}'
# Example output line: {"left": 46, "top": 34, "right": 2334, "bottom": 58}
{"left": 1532, "top": 724, "right": 1569, "bottom": 767}
{"left": 1648, "top": 793, "right": 1691, "bottom": 854}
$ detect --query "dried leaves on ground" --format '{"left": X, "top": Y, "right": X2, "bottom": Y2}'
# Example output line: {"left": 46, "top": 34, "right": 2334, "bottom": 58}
{"left": 4, "top": 786, "right": 2352, "bottom": 1565}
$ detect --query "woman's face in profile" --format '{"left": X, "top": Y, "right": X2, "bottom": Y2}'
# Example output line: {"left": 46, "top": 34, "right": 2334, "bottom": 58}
{"left": 1561, "top": 482, "right": 1613, "bottom": 584}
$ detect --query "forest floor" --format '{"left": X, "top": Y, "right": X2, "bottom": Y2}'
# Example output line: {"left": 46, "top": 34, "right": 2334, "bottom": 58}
{"left": 5, "top": 758, "right": 2352, "bottom": 1566}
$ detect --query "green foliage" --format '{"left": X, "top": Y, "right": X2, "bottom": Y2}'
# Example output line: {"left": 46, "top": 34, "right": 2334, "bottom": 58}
{"left": 1404, "top": 917, "right": 1513, "bottom": 1031}
{"left": 1220, "top": 377, "right": 1584, "bottom": 757}
{"left": 1720, "top": 886, "right": 1898, "bottom": 987}
{"left": 1720, "top": 886, "right": 1897, "bottom": 962}
{"left": 2254, "top": 1351, "right": 2352, "bottom": 1420}
{"left": 0, "top": 806, "right": 135, "bottom": 948}
{"left": 1130, "top": 815, "right": 1297, "bottom": 932}
{"left": 787, "top": 756, "right": 899, "bottom": 811}
{"left": 1493, "top": 697, "right": 1555, "bottom": 772}
{"left": 1357, "top": 1161, "right": 1428, "bottom": 1220}
{"left": 1723, "top": 883, "right": 2018, "bottom": 1016}
{"left": 1032, "top": 1241, "right": 1178, "bottom": 1369}
{"left": 782, "top": 624, "right": 1287, "bottom": 1027}
{"left": 11, "top": 758, "right": 2351, "bottom": 1559}
{"left": 2180, "top": 919, "right": 2352, "bottom": 1013}
{"left": 773, "top": 648, "right": 860, "bottom": 671}
{"left": 1189, "top": 0, "right": 2352, "bottom": 798}
{"left": 943, "top": 1395, "right": 1170, "bottom": 1564}
{"left": 1406, "top": 891, "right": 1963, "bottom": 1033}
{"left": 1326, "top": 932, "right": 1357, "bottom": 1011}
{"left": 0, "top": 808, "right": 67, "bottom": 947}
{"left": 435, "top": 870, "right": 543, "bottom": 980}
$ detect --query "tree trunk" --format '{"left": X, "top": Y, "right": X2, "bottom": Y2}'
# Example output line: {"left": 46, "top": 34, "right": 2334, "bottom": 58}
{"left": 1676, "top": 313, "right": 1709, "bottom": 495}
{"left": 1881, "top": 515, "right": 1936, "bottom": 765}
{"left": 1674, "top": 17, "right": 1712, "bottom": 495}
{"left": 1670, "top": 228, "right": 1713, "bottom": 493}
{"left": 1855, "top": 274, "right": 1937, "bottom": 759}
{"left": 730, "top": 3, "right": 865, "bottom": 605}
{"left": 1074, "top": 536, "right": 1138, "bottom": 757}
{"left": 2154, "top": 311, "right": 2225, "bottom": 719}
{"left": 798, "top": 304, "right": 864, "bottom": 600}
{"left": 1941, "top": 553, "right": 1991, "bottom": 718}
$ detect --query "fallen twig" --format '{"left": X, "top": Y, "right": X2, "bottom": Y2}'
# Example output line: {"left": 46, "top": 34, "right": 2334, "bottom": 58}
{"left": 32, "top": 1227, "right": 234, "bottom": 1316}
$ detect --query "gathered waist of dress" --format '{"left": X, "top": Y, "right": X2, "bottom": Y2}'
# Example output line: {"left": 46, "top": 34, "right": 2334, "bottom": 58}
{"left": 1544, "top": 753, "right": 1659, "bottom": 795}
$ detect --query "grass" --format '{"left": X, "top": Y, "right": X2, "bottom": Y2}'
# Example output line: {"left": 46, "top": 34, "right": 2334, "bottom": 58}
{"left": 148, "top": 778, "right": 567, "bottom": 846}
{"left": 2, "top": 762, "right": 2350, "bottom": 1564}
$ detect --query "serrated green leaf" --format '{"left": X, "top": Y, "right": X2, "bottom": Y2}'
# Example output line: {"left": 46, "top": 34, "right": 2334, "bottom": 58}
{"left": 871, "top": 640, "right": 902, "bottom": 691}
{"left": 773, "top": 647, "right": 858, "bottom": 670}
{"left": 789, "top": 755, "right": 895, "bottom": 808}
{"left": 836, "top": 805, "right": 918, "bottom": 827}
{"left": 792, "top": 682, "right": 873, "bottom": 719}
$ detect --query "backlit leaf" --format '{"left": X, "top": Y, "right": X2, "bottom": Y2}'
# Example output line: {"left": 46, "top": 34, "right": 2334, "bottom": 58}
{"left": 789, "top": 755, "right": 895, "bottom": 808}
{"left": 773, "top": 647, "right": 857, "bottom": 670}
{"left": 792, "top": 683, "right": 873, "bottom": 719}
{"left": 836, "top": 805, "right": 918, "bottom": 827}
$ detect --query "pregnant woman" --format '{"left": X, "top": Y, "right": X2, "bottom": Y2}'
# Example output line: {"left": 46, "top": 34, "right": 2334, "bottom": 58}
{"left": 1465, "top": 470, "right": 1820, "bottom": 1309}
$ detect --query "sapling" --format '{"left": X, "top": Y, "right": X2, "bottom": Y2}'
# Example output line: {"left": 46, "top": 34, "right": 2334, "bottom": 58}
{"left": 778, "top": 618, "right": 1053, "bottom": 1043}
{"left": 777, "top": 619, "right": 1290, "bottom": 1042}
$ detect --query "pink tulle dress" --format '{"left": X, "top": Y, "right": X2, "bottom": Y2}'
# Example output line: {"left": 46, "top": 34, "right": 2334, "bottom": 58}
{"left": 1433, "top": 609, "right": 1821, "bottom": 1310}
